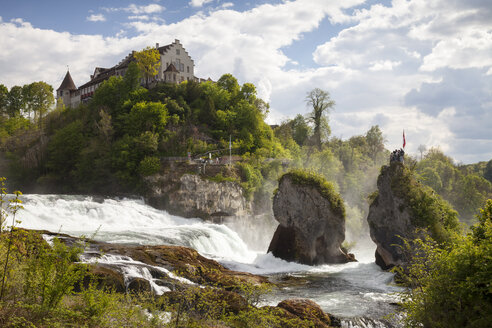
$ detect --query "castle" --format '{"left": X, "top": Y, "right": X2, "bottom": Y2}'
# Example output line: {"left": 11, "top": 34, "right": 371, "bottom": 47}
{"left": 57, "top": 39, "right": 208, "bottom": 108}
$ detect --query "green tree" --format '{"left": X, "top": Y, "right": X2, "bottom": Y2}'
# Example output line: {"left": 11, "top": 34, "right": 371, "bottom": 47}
{"left": 0, "top": 85, "right": 8, "bottom": 117}
{"left": 24, "top": 81, "right": 55, "bottom": 128}
{"left": 133, "top": 46, "right": 161, "bottom": 88}
{"left": 7, "top": 85, "right": 24, "bottom": 118}
{"left": 484, "top": 159, "right": 492, "bottom": 183}
{"left": 291, "top": 114, "right": 311, "bottom": 147}
{"left": 217, "top": 74, "right": 240, "bottom": 96}
{"left": 46, "top": 120, "right": 86, "bottom": 176}
{"left": 306, "top": 88, "right": 334, "bottom": 150}
{"left": 240, "top": 83, "right": 257, "bottom": 103}
{"left": 124, "top": 101, "right": 169, "bottom": 136}
{"left": 365, "top": 125, "right": 385, "bottom": 163}
{"left": 123, "top": 61, "right": 142, "bottom": 92}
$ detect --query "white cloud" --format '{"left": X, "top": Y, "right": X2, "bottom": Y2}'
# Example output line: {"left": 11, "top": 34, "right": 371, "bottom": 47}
{"left": 128, "top": 15, "right": 150, "bottom": 21}
{"left": 189, "top": 0, "right": 214, "bottom": 8}
{"left": 420, "top": 29, "right": 492, "bottom": 71}
{"left": 308, "top": 0, "right": 492, "bottom": 163}
{"left": 1, "top": 0, "right": 491, "bottom": 163}
{"left": 126, "top": 4, "right": 164, "bottom": 14}
{"left": 103, "top": 4, "right": 165, "bottom": 15}
{"left": 9, "top": 18, "right": 32, "bottom": 28}
{"left": 221, "top": 3, "right": 234, "bottom": 9}
{"left": 86, "top": 14, "right": 106, "bottom": 22}
{"left": 369, "top": 60, "right": 401, "bottom": 71}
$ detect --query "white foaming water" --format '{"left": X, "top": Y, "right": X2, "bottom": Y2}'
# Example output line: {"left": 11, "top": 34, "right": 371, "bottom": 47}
{"left": 18, "top": 194, "right": 256, "bottom": 264}
{"left": 80, "top": 253, "right": 194, "bottom": 295}
{"left": 18, "top": 194, "right": 402, "bottom": 324}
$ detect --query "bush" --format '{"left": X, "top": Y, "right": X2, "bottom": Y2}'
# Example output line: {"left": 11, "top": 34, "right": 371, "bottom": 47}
{"left": 236, "top": 162, "right": 263, "bottom": 199}
{"left": 399, "top": 199, "right": 492, "bottom": 328}
{"left": 138, "top": 156, "right": 161, "bottom": 176}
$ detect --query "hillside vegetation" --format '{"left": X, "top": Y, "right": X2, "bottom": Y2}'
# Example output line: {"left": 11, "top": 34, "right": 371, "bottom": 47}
{"left": 1, "top": 65, "right": 491, "bottom": 232}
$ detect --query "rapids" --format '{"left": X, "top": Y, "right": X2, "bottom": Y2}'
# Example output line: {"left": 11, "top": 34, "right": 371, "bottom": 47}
{"left": 16, "top": 194, "right": 403, "bottom": 327}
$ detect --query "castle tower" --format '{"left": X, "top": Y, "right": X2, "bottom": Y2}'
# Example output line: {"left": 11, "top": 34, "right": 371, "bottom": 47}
{"left": 56, "top": 71, "right": 77, "bottom": 108}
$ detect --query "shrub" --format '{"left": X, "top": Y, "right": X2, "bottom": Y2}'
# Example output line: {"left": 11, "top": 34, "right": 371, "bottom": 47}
{"left": 399, "top": 200, "right": 492, "bottom": 327}
{"left": 138, "top": 156, "right": 161, "bottom": 176}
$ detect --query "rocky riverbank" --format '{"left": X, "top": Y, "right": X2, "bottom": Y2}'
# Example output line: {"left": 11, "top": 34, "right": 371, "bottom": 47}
{"left": 36, "top": 229, "right": 342, "bottom": 327}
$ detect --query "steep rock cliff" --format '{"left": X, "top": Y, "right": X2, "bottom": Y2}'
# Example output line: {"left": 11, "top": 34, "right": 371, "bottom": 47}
{"left": 268, "top": 171, "right": 354, "bottom": 265}
{"left": 146, "top": 173, "right": 250, "bottom": 219}
{"left": 367, "top": 162, "right": 460, "bottom": 269}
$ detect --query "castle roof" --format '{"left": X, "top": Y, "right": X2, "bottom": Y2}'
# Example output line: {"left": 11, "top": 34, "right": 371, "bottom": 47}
{"left": 164, "top": 63, "right": 179, "bottom": 73}
{"left": 78, "top": 67, "right": 116, "bottom": 89}
{"left": 57, "top": 71, "right": 77, "bottom": 91}
{"left": 157, "top": 44, "right": 172, "bottom": 54}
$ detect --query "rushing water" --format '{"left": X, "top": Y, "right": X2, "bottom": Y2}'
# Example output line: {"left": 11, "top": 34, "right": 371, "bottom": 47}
{"left": 16, "top": 194, "right": 403, "bottom": 327}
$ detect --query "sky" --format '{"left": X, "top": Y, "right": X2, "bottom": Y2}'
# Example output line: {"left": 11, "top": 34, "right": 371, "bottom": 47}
{"left": 0, "top": 0, "right": 491, "bottom": 164}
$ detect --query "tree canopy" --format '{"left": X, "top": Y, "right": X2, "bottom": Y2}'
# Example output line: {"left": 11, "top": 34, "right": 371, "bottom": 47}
{"left": 133, "top": 46, "right": 161, "bottom": 87}
{"left": 306, "top": 88, "right": 334, "bottom": 150}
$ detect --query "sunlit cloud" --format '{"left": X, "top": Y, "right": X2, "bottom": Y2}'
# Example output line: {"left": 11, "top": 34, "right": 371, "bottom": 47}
{"left": 189, "top": 0, "right": 214, "bottom": 8}
{"left": 0, "top": 0, "right": 491, "bottom": 163}
{"left": 86, "top": 14, "right": 106, "bottom": 22}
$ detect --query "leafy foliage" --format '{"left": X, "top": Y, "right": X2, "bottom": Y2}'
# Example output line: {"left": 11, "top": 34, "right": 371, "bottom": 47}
{"left": 282, "top": 168, "right": 346, "bottom": 218}
{"left": 387, "top": 162, "right": 460, "bottom": 243}
{"left": 415, "top": 148, "right": 492, "bottom": 224}
{"left": 399, "top": 199, "right": 492, "bottom": 328}
{"left": 133, "top": 46, "right": 161, "bottom": 87}
{"left": 305, "top": 88, "right": 334, "bottom": 150}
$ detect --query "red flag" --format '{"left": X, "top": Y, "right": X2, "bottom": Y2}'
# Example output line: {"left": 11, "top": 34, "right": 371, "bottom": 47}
{"left": 403, "top": 130, "right": 406, "bottom": 149}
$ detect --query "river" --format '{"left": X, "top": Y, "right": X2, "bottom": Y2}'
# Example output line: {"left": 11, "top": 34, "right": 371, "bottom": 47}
{"left": 16, "top": 194, "right": 403, "bottom": 327}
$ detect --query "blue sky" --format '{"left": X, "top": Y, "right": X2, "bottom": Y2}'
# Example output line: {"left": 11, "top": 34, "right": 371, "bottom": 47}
{"left": 0, "top": 0, "right": 491, "bottom": 164}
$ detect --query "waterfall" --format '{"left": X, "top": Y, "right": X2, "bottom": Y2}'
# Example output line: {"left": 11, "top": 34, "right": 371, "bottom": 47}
{"left": 16, "top": 194, "right": 403, "bottom": 326}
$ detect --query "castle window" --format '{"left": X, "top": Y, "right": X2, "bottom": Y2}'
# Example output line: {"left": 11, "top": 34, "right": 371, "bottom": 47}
{"left": 187, "top": 66, "right": 189, "bottom": 73}
{"left": 176, "top": 49, "right": 180, "bottom": 55}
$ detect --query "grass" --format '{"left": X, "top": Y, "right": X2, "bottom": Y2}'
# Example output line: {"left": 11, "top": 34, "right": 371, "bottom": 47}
{"left": 281, "top": 168, "right": 346, "bottom": 218}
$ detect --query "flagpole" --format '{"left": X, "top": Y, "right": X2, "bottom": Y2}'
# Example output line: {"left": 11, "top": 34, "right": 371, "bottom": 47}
{"left": 229, "top": 135, "right": 232, "bottom": 166}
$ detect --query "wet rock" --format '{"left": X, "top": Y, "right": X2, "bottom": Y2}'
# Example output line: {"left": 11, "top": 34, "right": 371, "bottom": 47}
{"left": 277, "top": 299, "right": 333, "bottom": 328}
{"left": 90, "top": 242, "right": 268, "bottom": 289}
{"left": 268, "top": 172, "right": 354, "bottom": 265}
{"left": 127, "top": 278, "right": 151, "bottom": 293}
{"left": 88, "top": 264, "right": 126, "bottom": 293}
{"left": 39, "top": 230, "right": 267, "bottom": 294}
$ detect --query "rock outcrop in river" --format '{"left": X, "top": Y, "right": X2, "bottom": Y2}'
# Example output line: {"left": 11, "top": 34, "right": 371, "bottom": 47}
{"left": 367, "top": 162, "right": 460, "bottom": 269}
{"left": 268, "top": 170, "right": 354, "bottom": 265}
